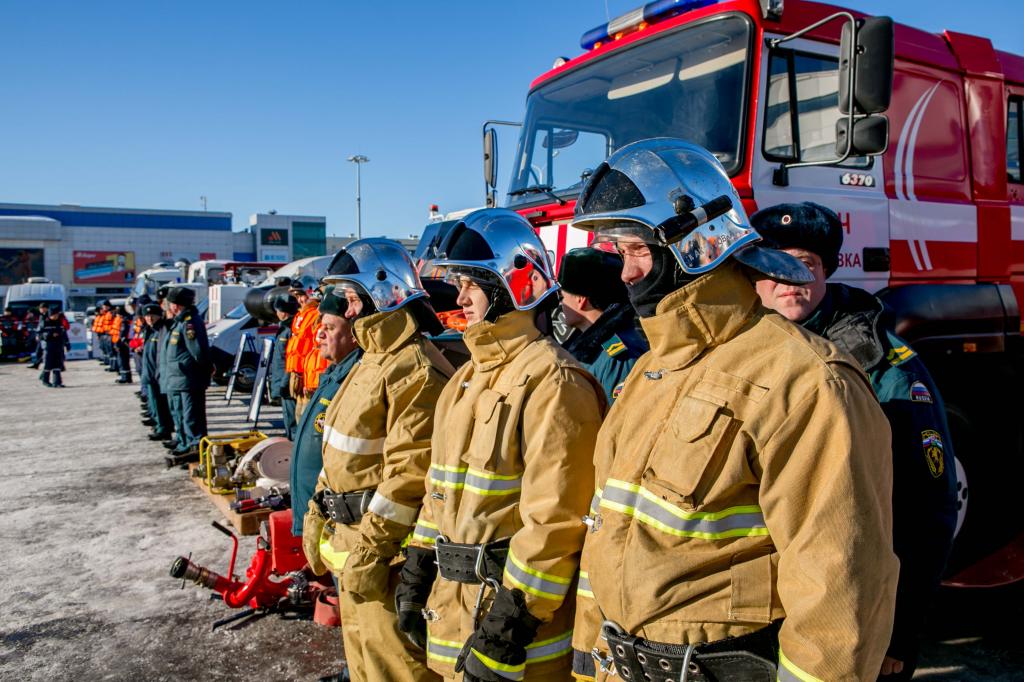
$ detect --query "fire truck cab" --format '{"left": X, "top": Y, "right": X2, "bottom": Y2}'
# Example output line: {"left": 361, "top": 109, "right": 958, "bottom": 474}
{"left": 486, "top": 0, "right": 1024, "bottom": 584}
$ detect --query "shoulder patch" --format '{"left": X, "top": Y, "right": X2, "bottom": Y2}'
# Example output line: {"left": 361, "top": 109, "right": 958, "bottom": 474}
{"left": 887, "top": 344, "right": 916, "bottom": 366}
{"left": 922, "top": 429, "right": 945, "bottom": 478}
{"left": 611, "top": 382, "right": 625, "bottom": 399}
{"left": 314, "top": 412, "right": 326, "bottom": 434}
{"left": 910, "top": 380, "right": 933, "bottom": 404}
{"left": 185, "top": 324, "right": 196, "bottom": 340}
{"left": 603, "top": 335, "right": 627, "bottom": 357}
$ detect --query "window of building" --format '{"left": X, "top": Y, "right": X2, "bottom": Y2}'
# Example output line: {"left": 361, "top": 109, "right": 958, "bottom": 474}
{"left": 292, "top": 221, "right": 326, "bottom": 259}
{"left": 763, "top": 49, "right": 869, "bottom": 167}
{"left": 1009, "top": 97, "right": 1022, "bottom": 184}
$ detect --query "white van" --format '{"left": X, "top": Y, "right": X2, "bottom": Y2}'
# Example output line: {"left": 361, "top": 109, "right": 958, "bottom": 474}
{"left": 4, "top": 279, "right": 67, "bottom": 317}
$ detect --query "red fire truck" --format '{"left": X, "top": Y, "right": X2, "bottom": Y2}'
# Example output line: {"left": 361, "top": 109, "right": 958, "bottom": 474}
{"left": 483, "top": 0, "right": 1024, "bottom": 585}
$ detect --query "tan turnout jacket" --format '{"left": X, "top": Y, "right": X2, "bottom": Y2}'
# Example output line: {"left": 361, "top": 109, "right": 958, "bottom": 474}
{"left": 574, "top": 262, "right": 899, "bottom": 681}
{"left": 410, "top": 310, "right": 604, "bottom": 678}
{"left": 313, "top": 307, "right": 455, "bottom": 573}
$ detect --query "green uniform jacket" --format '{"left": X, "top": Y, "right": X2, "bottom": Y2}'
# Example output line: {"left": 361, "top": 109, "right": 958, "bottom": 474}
{"left": 269, "top": 316, "right": 293, "bottom": 399}
{"left": 562, "top": 302, "right": 648, "bottom": 405}
{"left": 803, "top": 283, "right": 958, "bottom": 662}
{"left": 289, "top": 348, "right": 362, "bottom": 536}
{"left": 158, "top": 306, "right": 211, "bottom": 393}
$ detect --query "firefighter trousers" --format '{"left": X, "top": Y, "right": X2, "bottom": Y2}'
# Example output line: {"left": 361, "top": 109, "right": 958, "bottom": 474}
{"left": 337, "top": 562, "right": 439, "bottom": 682}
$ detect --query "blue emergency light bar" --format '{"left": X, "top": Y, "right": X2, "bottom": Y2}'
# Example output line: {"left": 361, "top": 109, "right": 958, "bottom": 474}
{"left": 580, "top": 0, "right": 716, "bottom": 50}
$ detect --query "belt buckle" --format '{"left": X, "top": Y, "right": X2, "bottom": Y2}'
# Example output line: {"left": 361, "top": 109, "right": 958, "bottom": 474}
{"left": 358, "top": 489, "right": 373, "bottom": 515}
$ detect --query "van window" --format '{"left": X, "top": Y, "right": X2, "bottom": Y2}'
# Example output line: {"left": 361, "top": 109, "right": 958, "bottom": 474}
{"left": 1009, "top": 97, "right": 1022, "bottom": 184}
{"left": 763, "top": 49, "right": 869, "bottom": 167}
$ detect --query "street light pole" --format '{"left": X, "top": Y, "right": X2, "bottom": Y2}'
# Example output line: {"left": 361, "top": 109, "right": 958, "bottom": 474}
{"left": 347, "top": 154, "right": 369, "bottom": 239}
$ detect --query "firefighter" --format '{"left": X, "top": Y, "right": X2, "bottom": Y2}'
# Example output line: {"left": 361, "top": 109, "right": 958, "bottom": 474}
{"left": 38, "top": 305, "right": 70, "bottom": 387}
{"left": 751, "top": 201, "right": 959, "bottom": 681}
{"left": 140, "top": 303, "right": 174, "bottom": 441}
{"left": 93, "top": 300, "right": 111, "bottom": 364}
{"left": 270, "top": 293, "right": 299, "bottom": 439}
{"left": 557, "top": 247, "right": 647, "bottom": 403}
{"left": 160, "top": 286, "right": 210, "bottom": 466}
{"left": 568, "top": 139, "right": 898, "bottom": 681}
{"left": 288, "top": 285, "right": 360, "bottom": 539}
{"left": 301, "top": 239, "right": 453, "bottom": 682}
{"left": 397, "top": 209, "right": 604, "bottom": 682}
{"left": 286, "top": 279, "right": 319, "bottom": 418}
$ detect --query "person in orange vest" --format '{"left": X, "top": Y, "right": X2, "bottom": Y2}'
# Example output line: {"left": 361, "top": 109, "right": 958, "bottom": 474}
{"left": 93, "top": 300, "right": 112, "bottom": 366}
{"left": 300, "top": 330, "right": 330, "bottom": 403}
{"left": 285, "top": 280, "right": 320, "bottom": 418}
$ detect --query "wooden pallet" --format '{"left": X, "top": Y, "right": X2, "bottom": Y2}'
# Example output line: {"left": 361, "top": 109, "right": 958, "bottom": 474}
{"left": 187, "top": 463, "right": 271, "bottom": 535}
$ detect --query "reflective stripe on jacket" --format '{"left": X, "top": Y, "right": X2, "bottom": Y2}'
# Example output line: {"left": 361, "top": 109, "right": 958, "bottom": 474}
{"left": 573, "top": 262, "right": 898, "bottom": 682}
{"left": 411, "top": 310, "right": 604, "bottom": 679}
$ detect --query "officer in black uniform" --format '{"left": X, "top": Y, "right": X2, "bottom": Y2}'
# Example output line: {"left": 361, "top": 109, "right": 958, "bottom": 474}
{"left": 140, "top": 303, "right": 174, "bottom": 441}
{"left": 115, "top": 304, "right": 133, "bottom": 384}
{"left": 270, "top": 293, "right": 299, "bottom": 439}
{"left": 751, "top": 202, "right": 958, "bottom": 681}
{"left": 28, "top": 301, "right": 50, "bottom": 369}
{"left": 160, "top": 286, "right": 210, "bottom": 466}
{"left": 558, "top": 247, "right": 648, "bottom": 404}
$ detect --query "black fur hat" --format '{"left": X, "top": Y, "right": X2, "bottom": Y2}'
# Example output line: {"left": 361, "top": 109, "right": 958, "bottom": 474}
{"left": 749, "top": 202, "right": 844, "bottom": 277}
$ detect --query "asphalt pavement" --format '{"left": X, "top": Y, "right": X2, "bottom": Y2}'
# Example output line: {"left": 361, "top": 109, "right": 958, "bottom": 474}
{"left": 0, "top": 357, "right": 1020, "bottom": 680}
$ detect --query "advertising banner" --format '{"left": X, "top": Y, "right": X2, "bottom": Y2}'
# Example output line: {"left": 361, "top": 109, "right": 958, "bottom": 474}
{"left": 73, "top": 250, "right": 135, "bottom": 284}
{"left": 0, "top": 248, "right": 45, "bottom": 285}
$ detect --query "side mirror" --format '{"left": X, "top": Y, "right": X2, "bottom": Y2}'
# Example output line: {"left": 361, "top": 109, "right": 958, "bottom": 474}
{"left": 543, "top": 129, "right": 579, "bottom": 150}
{"left": 484, "top": 127, "right": 498, "bottom": 192}
{"left": 836, "top": 115, "right": 889, "bottom": 156}
{"left": 839, "top": 16, "right": 894, "bottom": 115}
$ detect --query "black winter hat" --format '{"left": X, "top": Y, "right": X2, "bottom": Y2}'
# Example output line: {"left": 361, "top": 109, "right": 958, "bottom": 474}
{"left": 155, "top": 286, "right": 170, "bottom": 302}
{"left": 166, "top": 286, "right": 196, "bottom": 306}
{"left": 288, "top": 279, "right": 307, "bottom": 294}
{"left": 273, "top": 293, "right": 299, "bottom": 315}
{"left": 750, "top": 202, "right": 844, "bottom": 277}
{"left": 318, "top": 285, "right": 345, "bottom": 317}
{"left": 142, "top": 303, "right": 163, "bottom": 316}
{"left": 557, "top": 248, "right": 628, "bottom": 310}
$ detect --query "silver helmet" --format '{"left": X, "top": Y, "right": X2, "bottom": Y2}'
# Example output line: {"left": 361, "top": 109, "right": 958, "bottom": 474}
{"left": 322, "top": 238, "right": 427, "bottom": 312}
{"left": 430, "top": 208, "right": 558, "bottom": 311}
{"left": 572, "top": 138, "right": 813, "bottom": 284}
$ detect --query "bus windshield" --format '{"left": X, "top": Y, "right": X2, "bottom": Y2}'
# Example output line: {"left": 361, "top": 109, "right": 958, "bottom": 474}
{"left": 508, "top": 14, "right": 751, "bottom": 207}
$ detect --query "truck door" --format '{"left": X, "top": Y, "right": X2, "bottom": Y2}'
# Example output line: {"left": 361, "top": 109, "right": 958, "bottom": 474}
{"left": 752, "top": 36, "right": 890, "bottom": 292}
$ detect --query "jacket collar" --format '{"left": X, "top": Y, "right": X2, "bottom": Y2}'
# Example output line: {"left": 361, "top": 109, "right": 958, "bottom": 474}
{"left": 640, "top": 260, "right": 762, "bottom": 370}
{"left": 462, "top": 310, "right": 542, "bottom": 372}
{"left": 563, "top": 302, "right": 637, "bottom": 364}
{"left": 353, "top": 307, "right": 419, "bottom": 354}
{"left": 803, "top": 283, "right": 885, "bottom": 370}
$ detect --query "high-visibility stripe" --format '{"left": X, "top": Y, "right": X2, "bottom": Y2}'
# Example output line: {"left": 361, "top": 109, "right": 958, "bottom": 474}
{"left": 777, "top": 650, "right": 824, "bottom": 682}
{"left": 503, "top": 551, "right": 572, "bottom": 601}
{"left": 471, "top": 649, "right": 525, "bottom": 680}
{"left": 576, "top": 571, "right": 593, "bottom": 599}
{"left": 318, "top": 530, "right": 349, "bottom": 573}
{"left": 526, "top": 630, "right": 573, "bottom": 663}
{"left": 367, "top": 492, "right": 418, "bottom": 526}
{"left": 323, "top": 426, "right": 384, "bottom": 455}
{"left": 599, "top": 479, "right": 769, "bottom": 540}
{"left": 318, "top": 397, "right": 332, "bottom": 407}
{"left": 413, "top": 518, "right": 439, "bottom": 546}
{"left": 589, "top": 488, "right": 602, "bottom": 515}
{"left": 429, "top": 464, "right": 522, "bottom": 496}
{"left": 427, "top": 635, "right": 463, "bottom": 664}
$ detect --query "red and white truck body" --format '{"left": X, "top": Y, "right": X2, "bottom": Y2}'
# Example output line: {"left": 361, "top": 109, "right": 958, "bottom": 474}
{"left": 491, "top": 0, "right": 1024, "bottom": 584}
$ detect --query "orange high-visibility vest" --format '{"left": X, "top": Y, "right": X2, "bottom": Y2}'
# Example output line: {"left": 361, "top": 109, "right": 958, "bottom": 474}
{"left": 285, "top": 302, "right": 319, "bottom": 373}
{"left": 110, "top": 314, "right": 123, "bottom": 343}
{"left": 302, "top": 343, "right": 330, "bottom": 395}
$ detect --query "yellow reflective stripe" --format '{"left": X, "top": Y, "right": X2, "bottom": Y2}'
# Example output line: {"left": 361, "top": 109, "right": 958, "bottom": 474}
{"left": 471, "top": 648, "right": 525, "bottom": 680}
{"left": 429, "top": 464, "right": 522, "bottom": 496}
{"left": 427, "top": 635, "right": 463, "bottom": 664}
{"left": 577, "top": 570, "right": 593, "bottom": 599}
{"left": 466, "top": 467, "right": 522, "bottom": 481}
{"left": 508, "top": 551, "right": 572, "bottom": 584}
{"left": 504, "top": 551, "right": 572, "bottom": 601}
{"left": 526, "top": 630, "right": 573, "bottom": 663}
{"left": 778, "top": 650, "right": 824, "bottom": 682}
{"left": 413, "top": 518, "right": 439, "bottom": 546}
{"left": 318, "top": 397, "right": 332, "bottom": 406}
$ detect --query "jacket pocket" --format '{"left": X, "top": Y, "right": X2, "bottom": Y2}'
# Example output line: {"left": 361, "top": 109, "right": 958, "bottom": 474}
{"left": 641, "top": 395, "right": 739, "bottom": 511}
{"left": 729, "top": 550, "right": 775, "bottom": 623}
{"left": 466, "top": 385, "right": 527, "bottom": 470}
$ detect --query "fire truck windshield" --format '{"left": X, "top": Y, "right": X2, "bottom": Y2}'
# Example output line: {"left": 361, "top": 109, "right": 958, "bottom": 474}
{"left": 508, "top": 14, "right": 751, "bottom": 207}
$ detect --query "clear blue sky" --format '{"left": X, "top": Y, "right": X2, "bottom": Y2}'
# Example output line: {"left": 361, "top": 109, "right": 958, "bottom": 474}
{"left": 1, "top": 1, "right": 1020, "bottom": 238}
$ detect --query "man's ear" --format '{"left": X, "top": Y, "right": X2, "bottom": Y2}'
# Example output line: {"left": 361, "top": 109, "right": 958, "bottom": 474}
{"left": 578, "top": 295, "right": 594, "bottom": 312}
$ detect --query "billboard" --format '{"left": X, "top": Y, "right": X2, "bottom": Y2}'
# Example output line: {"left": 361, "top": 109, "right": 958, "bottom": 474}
{"left": 0, "top": 248, "right": 45, "bottom": 285}
{"left": 260, "top": 229, "right": 289, "bottom": 246}
{"left": 73, "top": 250, "right": 136, "bottom": 284}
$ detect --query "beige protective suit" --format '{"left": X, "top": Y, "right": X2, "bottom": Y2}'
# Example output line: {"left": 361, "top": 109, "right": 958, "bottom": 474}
{"left": 410, "top": 310, "right": 604, "bottom": 680}
{"left": 306, "top": 306, "right": 454, "bottom": 682}
{"left": 573, "top": 261, "right": 899, "bottom": 681}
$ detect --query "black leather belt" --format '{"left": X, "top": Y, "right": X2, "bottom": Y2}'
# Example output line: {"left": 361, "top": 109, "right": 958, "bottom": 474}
{"left": 434, "top": 537, "right": 510, "bottom": 585}
{"left": 596, "top": 620, "right": 780, "bottom": 682}
{"left": 317, "top": 488, "right": 374, "bottom": 525}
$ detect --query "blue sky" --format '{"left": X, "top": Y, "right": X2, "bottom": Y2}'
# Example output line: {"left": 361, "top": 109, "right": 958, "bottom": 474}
{"left": 1, "top": 1, "right": 1020, "bottom": 238}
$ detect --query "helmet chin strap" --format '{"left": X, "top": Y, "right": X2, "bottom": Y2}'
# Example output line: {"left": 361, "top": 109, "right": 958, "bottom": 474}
{"left": 483, "top": 288, "right": 515, "bottom": 323}
{"left": 626, "top": 245, "right": 695, "bottom": 318}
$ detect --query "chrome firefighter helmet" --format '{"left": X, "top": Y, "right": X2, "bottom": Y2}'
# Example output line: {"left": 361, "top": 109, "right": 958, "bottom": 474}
{"left": 323, "top": 238, "right": 427, "bottom": 312}
{"left": 431, "top": 208, "right": 559, "bottom": 312}
{"left": 573, "top": 138, "right": 813, "bottom": 284}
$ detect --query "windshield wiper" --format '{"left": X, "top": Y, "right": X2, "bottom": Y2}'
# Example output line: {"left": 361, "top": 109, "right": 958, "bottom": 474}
{"left": 507, "top": 185, "right": 567, "bottom": 206}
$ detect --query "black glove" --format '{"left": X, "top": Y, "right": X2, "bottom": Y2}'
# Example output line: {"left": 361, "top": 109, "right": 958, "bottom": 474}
{"left": 394, "top": 546, "right": 437, "bottom": 650}
{"left": 456, "top": 585, "right": 541, "bottom": 682}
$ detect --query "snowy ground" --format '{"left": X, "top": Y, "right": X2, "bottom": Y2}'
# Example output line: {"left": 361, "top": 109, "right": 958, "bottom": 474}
{"left": 0, "top": 359, "right": 1021, "bottom": 680}
{"left": 0, "top": 359, "right": 341, "bottom": 681}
